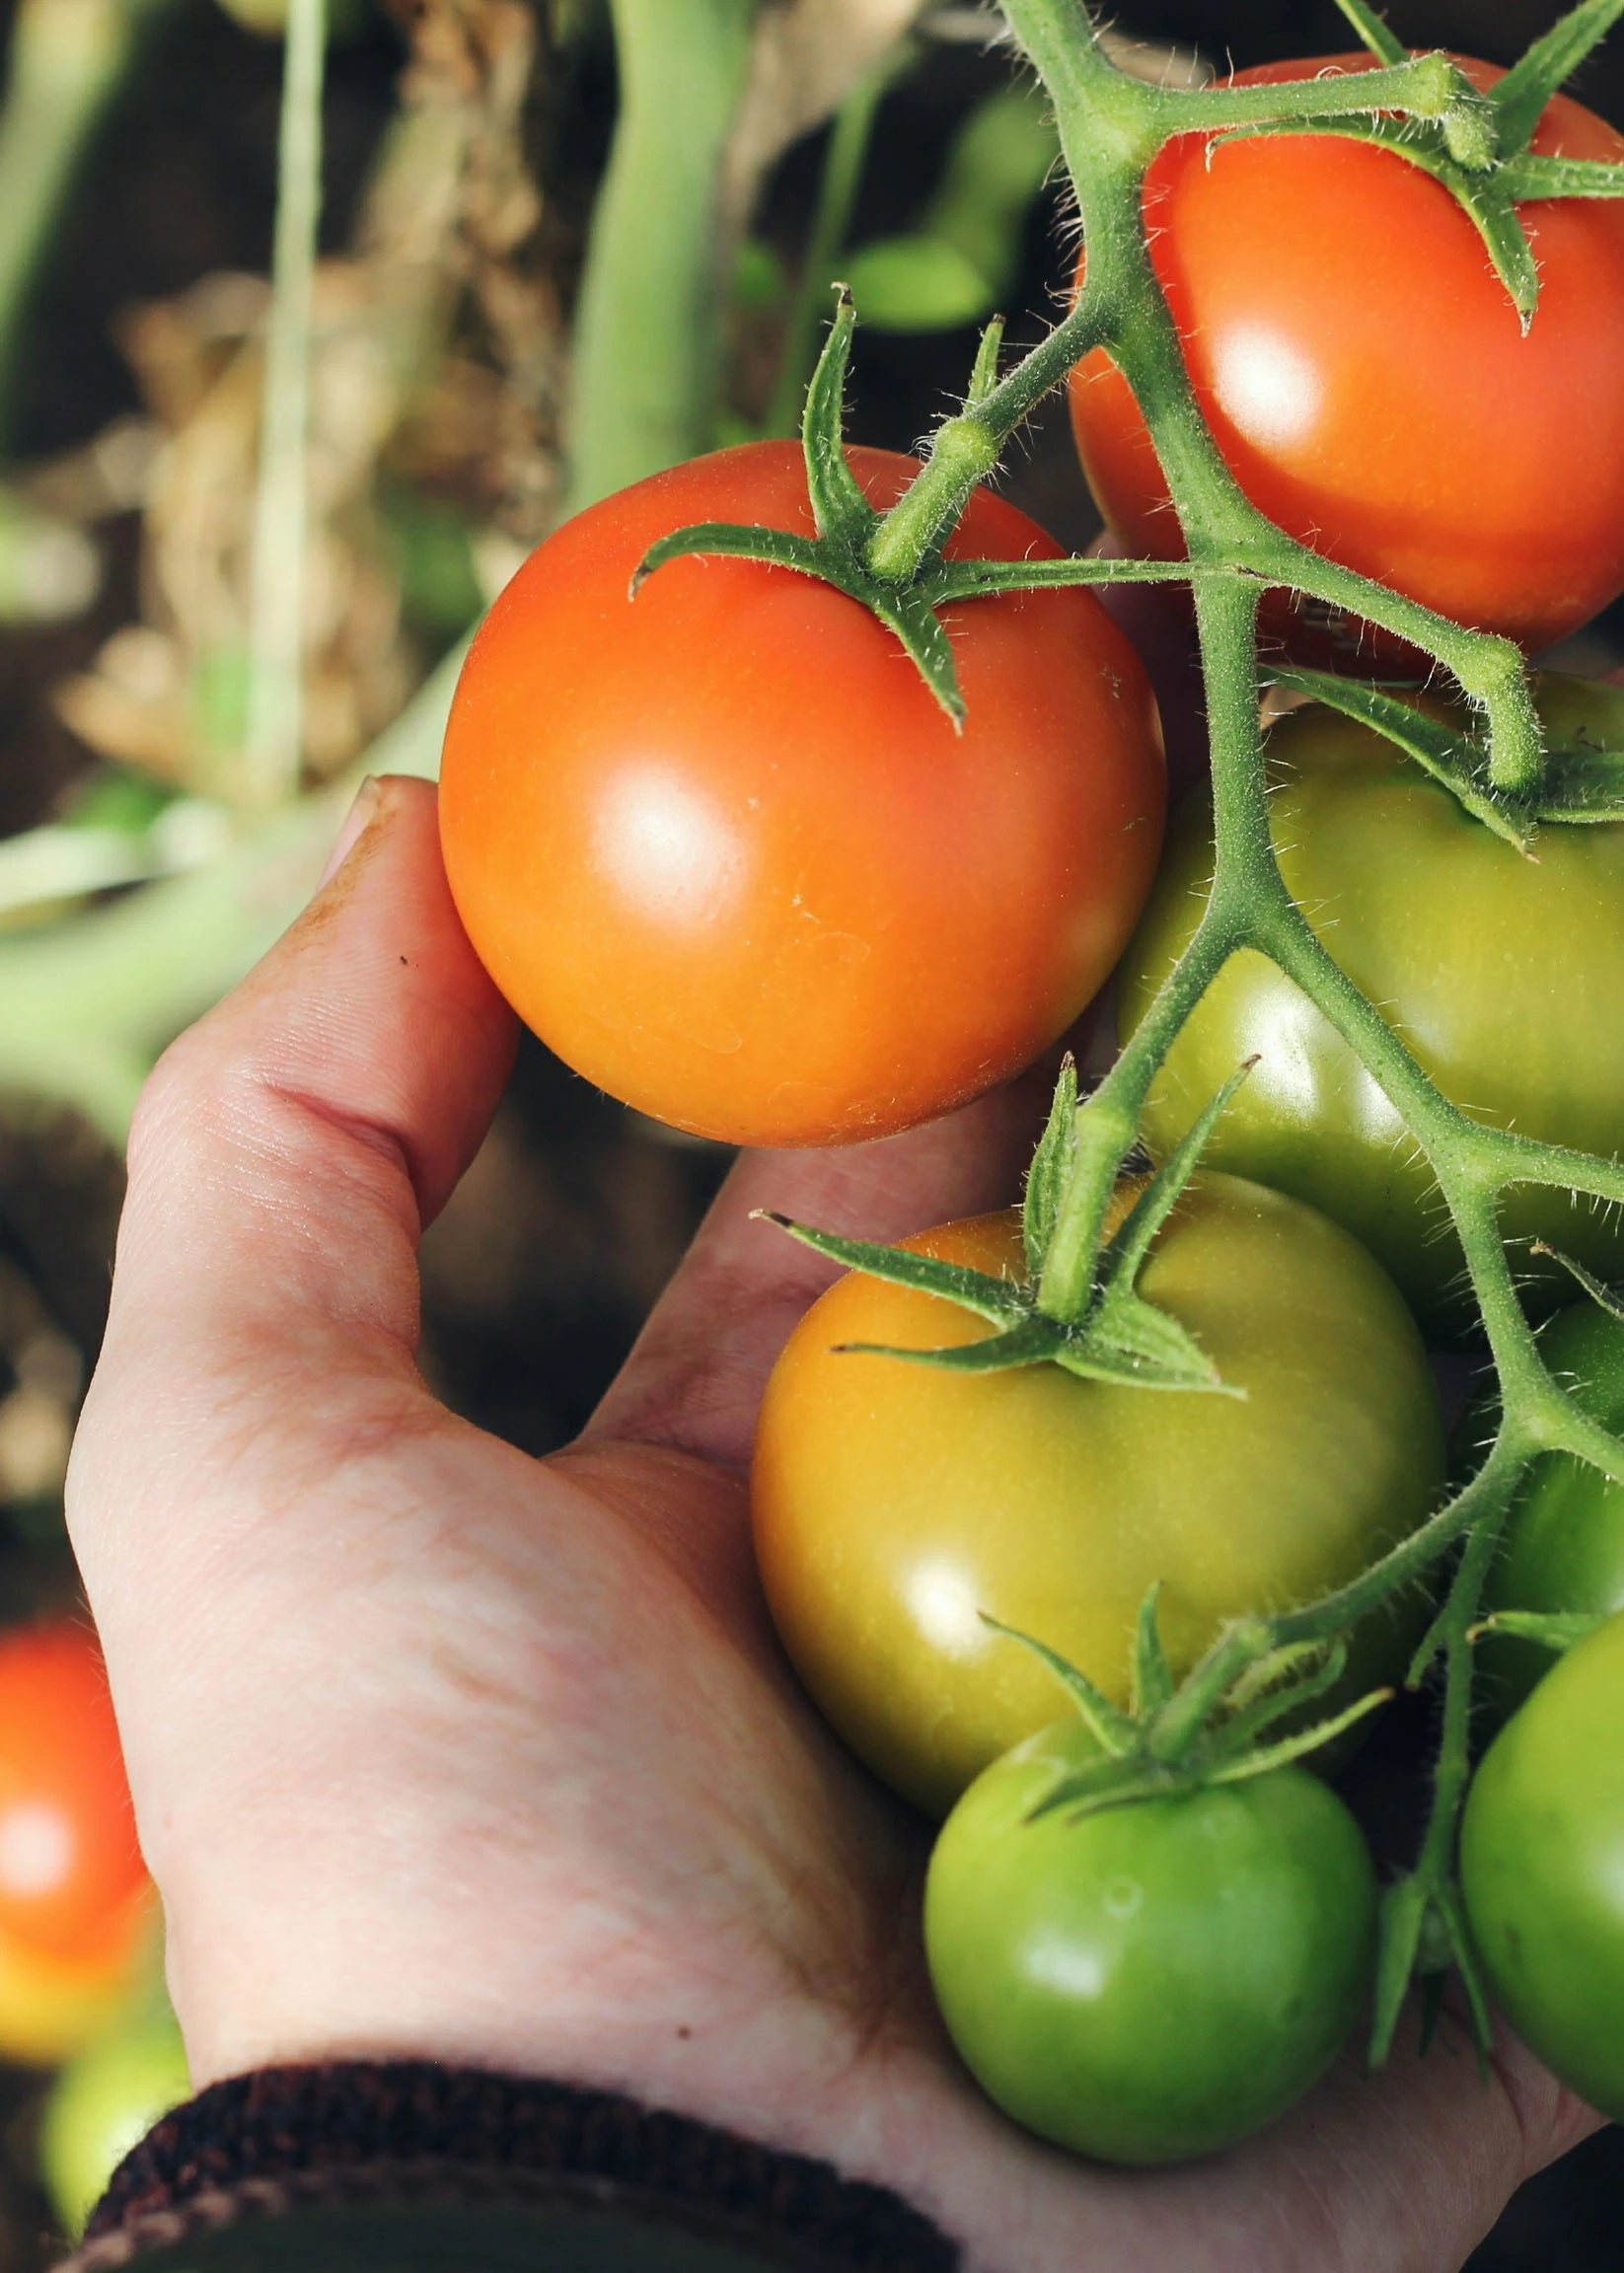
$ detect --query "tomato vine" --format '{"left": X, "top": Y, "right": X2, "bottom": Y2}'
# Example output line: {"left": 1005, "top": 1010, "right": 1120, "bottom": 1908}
{"left": 642, "top": 0, "right": 1624, "bottom": 2065}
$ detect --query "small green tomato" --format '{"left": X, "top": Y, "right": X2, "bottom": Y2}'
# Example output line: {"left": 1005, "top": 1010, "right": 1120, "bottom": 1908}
{"left": 923, "top": 1719, "right": 1377, "bottom": 2164}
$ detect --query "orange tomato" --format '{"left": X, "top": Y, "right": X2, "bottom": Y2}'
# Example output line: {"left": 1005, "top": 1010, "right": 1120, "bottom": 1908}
{"left": 440, "top": 441, "right": 1164, "bottom": 1147}
{"left": 1069, "top": 57, "right": 1624, "bottom": 653}
{"left": 0, "top": 1624, "right": 148, "bottom": 1960}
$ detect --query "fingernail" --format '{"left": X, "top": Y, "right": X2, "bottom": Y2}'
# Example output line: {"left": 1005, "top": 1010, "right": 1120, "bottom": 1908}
{"left": 318, "top": 776, "right": 382, "bottom": 891}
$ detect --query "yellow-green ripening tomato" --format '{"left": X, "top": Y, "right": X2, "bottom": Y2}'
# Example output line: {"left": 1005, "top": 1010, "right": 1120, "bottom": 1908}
{"left": 751, "top": 1174, "right": 1443, "bottom": 1817}
{"left": 1119, "top": 679, "right": 1624, "bottom": 1330}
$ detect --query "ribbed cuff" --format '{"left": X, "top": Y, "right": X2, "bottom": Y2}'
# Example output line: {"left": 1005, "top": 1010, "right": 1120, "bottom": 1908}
{"left": 68, "top": 2061, "right": 957, "bottom": 2272}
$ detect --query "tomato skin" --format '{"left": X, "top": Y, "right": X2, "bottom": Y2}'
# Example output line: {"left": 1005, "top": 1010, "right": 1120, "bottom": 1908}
{"left": 0, "top": 1903, "right": 157, "bottom": 2068}
{"left": 1461, "top": 1611, "right": 1624, "bottom": 2120}
{"left": 1481, "top": 1306, "right": 1624, "bottom": 1714}
{"left": 41, "top": 1997, "right": 189, "bottom": 2237}
{"left": 440, "top": 442, "right": 1164, "bottom": 1148}
{"left": 751, "top": 1174, "right": 1442, "bottom": 1817}
{"left": 0, "top": 1625, "right": 148, "bottom": 1961}
{"left": 1069, "top": 56, "right": 1624, "bottom": 652}
{"left": 1119, "top": 684, "right": 1624, "bottom": 1326}
{"left": 924, "top": 1719, "right": 1377, "bottom": 2163}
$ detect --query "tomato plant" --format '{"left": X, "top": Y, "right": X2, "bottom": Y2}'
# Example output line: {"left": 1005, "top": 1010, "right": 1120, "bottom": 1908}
{"left": 1119, "top": 679, "right": 1624, "bottom": 1325}
{"left": 1069, "top": 55, "right": 1624, "bottom": 656}
{"left": 752, "top": 1172, "right": 1443, "bottom": 1818}
{"left": 1461, "top": 1610, "right": 1624, "bottom": 2121}
{"left": 1480, "top": 1303, "right": 1624, "bottom": 1713}
{"left": 0, "top": 1624, "right": 148, "bottom": 1962}
{"left": 924, "top": 1717, "right": 1377, "bottom": 2163}
{"left": 439, "top": 440, "right": 1164, "bottom": 1149}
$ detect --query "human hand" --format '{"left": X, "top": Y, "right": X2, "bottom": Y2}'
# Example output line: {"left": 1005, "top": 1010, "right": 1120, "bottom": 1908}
{"left": 67, "top": 774, "right": 1596, "bottom": 2273}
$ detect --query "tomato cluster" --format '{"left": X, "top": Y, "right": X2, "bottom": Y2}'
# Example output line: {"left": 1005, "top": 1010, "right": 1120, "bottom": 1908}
{"left": 442, "top": 42, "right": 1624, "bottom": 2172}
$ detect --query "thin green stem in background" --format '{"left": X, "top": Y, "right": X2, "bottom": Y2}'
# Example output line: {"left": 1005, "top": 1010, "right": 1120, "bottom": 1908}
{"left": 566, "top": 0, "right": 760, "bottom": 510}
{"left": 764, "top": 54, "right": 895, "bottom": 441}
{"left": 242, "top": 0, "right": 328, "bottom": 807}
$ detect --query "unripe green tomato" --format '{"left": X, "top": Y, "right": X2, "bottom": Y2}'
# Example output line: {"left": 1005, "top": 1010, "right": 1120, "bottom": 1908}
{"left": 1461, "top": 1611, "right": 1624, "bottom": 2119}
{"left": 752, "top": 1173, "right": 1443, "bottom": 1817}
{"left": 1119, "top": 677, "right": 1624, "bottom": 1328}
{"left": 1479, "top": 1304, "right": 1624, "bottom": 1714}
{"left": 40, "top": 1997, "right": 189, "bottom": 2237}
{"left": 924, "top": 1718, "right": 1377, "bottom": 2163}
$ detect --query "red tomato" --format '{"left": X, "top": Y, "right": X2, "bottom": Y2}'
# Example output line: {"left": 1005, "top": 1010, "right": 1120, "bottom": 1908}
{"left": 440, "top": 442, "right": 1164, "bottom": 1148}
{"left": 0, "top": 1625, "right": 147, "bottom": 1960}
{"left": 1069, "top": 56, "right": 1624, "bottom": 653}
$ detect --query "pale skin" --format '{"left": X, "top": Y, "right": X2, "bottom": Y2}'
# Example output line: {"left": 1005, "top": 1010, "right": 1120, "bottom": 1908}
{"left": 67, "top": 771, "right": 1598, "bottom": 2273}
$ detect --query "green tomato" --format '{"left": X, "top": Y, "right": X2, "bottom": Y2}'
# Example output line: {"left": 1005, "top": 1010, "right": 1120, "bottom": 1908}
{"left": 1461, "top": 1611, "right": 1624, "bottom": 2120}
{"left": 1119, "top": 677, "right": 1624, "bottom": 1326}
{"left": 924, "top": 1718, "right": 1377, "bottom": 2163}
{"left": 1479, "top": 1303, "right": 1624, "bottom": 1713}
{"left": 753, "top": 1173, "right": 1443, "bottom": 1817}
{"left": 40, "top": 1998, "right": 189, "bottom": 2238}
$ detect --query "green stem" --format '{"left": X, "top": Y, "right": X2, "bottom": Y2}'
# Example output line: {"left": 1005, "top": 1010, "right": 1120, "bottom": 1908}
{"left": 764, "top": 56, "right": 892, "bottom": 442}
{"left": 242, "top": 0, "right": 327, "bottom": 809}
{"left": 566, "top": 0, "right": 759, "bottom": 511}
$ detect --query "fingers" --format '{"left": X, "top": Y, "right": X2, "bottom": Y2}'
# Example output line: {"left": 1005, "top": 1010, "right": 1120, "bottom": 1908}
{"left": 585, "top": 1056, "right": 1059, "bottom": 1472}
{"left": 70, "top": 775, "right": 516, "bottom": 1567}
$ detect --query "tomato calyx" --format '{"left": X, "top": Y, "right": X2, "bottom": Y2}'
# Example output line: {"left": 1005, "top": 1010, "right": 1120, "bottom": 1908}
{"left": 983, "top": 1596, "right": 1392, "bottom": 1828}
{"left": 1267, "top": 668, "right": 1624, "bottom": 844}
{"left": 758, "top": 1059, "right": 1257, "bottom": 1395}
{"left": 1210, "top": 13, "right": 1624, "bottom": 329}
{"left": 632, "top": 290, "right": 1220, "bottom": 726}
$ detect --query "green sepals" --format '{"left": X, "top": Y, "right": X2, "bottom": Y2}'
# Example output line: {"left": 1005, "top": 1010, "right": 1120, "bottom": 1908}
{"left": 1535, "top": 740, "right": 1624, "bottom": 824}
{"left": 1212, "top": 1639, "right": 1351, "bottom": 1753}
{"left": 801, "top": 289, "right": 875, "bottom": 550}
{"left": 982, "top": 1615, "right": 1138, "bottom": 1758}
{"left": 752, "top": 1210, "right": 1023, "bottom": 1325}
{"left": 1194, "top": 1683, "right": 1391, "bottom": 1786}
{"left": 1499, "top": 152, "right": 1624, "bottom": 201}
{"left": 1527, "top": 1240, "right": 1624, "bottom": 1322}
{"left": 1370, "top": 1875, "right": 1493, "bottom": 2069}
{"left": 1060, "top": 1289, "right": 1232, "bottom": 1396}
{"left": 1330, "top": 0, "right": 1404, "bottom": 66}
{"left": 1471, "top": 1607, "right": 1606, "bottom": 1654}
{"left": 966, "top": 316, "right": 1004, "bottom": 407}
{"left": 1095, "top": 1059, "right": 1254, "bottom": 1299}
{"left": 837, "top": 1315, "right": 1066, "bottom": 1376}
{"left": 1131, "top": 1584, "right": 1175, "bottom": 1719}
{"left": 1023, "top": 1057, "right": 1077, "bottom": 1279}
{"left": 1491, "top": 0, "right": 1624, "bottom": 160}
{"left": 1267, "top": 666, "right": 1535, "bottom": 846}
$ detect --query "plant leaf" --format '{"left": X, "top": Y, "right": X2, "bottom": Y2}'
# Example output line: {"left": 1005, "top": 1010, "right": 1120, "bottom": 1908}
{"left": 834, "top": 1316, "right": 1064, "bottom": 1374}
{"left": 1266, "top": 666, "right": 1535, "bottom": 847}
{"left": 801, "top": 289, "right": 876, "bottom": 551}
{"left": 1132, "top": 1583, "right": 1175, "bottom": 1717}
{"left": 967, "top": 315, "right": 1005, "bottom": 405}
{"left": 1330, "top": 0, "right": 1404, "bottom": 65}
{"left": 753, "top": 1210, "right": 1025, "bottom": 1323}
{"left": 1023, "top": 1057, "right": 1077, "bottom": 1279}
{"left": 981, "top": 1615, "right": 1138, "bottom": 1756}
{"left": 1492, "top": 0, "right": 1624, "bottom": 159}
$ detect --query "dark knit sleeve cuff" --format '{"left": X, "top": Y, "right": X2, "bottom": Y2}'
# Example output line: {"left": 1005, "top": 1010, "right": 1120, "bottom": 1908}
{"left": 62, "top": 2061, "right": 958, "bottom": 2273}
